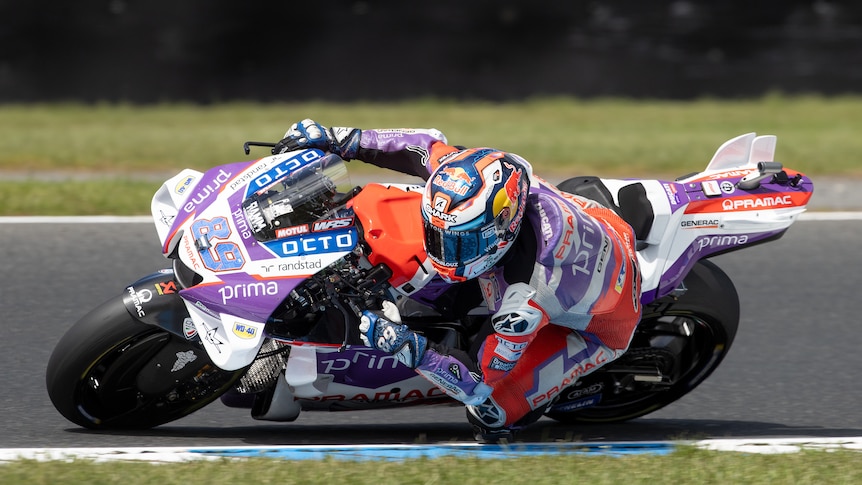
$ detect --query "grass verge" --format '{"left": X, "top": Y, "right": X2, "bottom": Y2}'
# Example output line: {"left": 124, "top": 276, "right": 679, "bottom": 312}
{"left": 1, "top": 448, "right": 860, "bottom": 484}
{"left": 0, "top": 95, "right": 858, "bottom": 215}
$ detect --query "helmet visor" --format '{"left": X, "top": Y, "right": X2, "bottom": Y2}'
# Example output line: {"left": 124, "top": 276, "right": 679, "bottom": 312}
{"left": 423, "top": 220, "right": 497, "bottom": 268}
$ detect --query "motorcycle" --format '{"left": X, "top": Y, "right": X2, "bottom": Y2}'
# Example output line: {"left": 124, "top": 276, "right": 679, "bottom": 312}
{"left": 46, "top": 132, "right": 812, "bottom": 432}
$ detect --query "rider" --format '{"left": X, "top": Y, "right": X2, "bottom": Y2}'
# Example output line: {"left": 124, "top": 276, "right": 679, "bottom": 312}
{"left": 274, "top": 119, "right": 643, "bottom": 441}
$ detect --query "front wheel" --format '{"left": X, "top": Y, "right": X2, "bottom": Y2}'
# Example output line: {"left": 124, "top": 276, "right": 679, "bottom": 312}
{"left": 46, "top": 297, "right": 247, "bottom": 429}
{"left": 545, "top": 259, "right": 739, "bottom": 424}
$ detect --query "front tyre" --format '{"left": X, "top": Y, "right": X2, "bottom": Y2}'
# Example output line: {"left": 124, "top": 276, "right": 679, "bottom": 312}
{"left": 46, "top": 297, "right": 246, "bottom": 429}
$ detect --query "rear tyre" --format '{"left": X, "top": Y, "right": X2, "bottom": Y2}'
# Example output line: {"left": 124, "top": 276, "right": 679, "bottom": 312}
{"left": 546, "top": 260, "right": 739, "bottom": 424}
{"left": 46, "top": 297, "right": 246, "bottom": 429}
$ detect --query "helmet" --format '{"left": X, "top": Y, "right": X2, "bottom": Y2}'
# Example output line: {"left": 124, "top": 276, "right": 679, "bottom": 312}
{"left": 422, "top": 148, "right": 531, "bottom": 282}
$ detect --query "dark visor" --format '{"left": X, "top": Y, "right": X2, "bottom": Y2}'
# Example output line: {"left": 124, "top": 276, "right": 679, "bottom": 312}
{"left": 423, "top": 221, "right": 497, "bottom": 267}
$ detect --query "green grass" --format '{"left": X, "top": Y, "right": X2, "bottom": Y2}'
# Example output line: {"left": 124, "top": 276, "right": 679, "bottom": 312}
{"left": 0, "top": 179, "right": 160, "bottom": 215}
{"left": 1, "top": 448, "right": 860, "bottom": 484}
{"left": 1, "top": 95, "right": 859, "bottom": 215}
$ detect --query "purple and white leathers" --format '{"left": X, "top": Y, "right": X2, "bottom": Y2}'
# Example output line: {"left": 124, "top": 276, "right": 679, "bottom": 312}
{"left": 267, "top": 122, "right": 812, "bottom": 438}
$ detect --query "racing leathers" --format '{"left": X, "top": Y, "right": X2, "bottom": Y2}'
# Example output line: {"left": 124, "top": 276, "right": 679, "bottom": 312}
{"left": 279, "top": 121, "right": 643, "bottom": 434}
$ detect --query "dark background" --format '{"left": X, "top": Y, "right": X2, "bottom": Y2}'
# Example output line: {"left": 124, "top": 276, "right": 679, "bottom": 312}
{"left": 1, "top": 0, "right": 861, "bottom": 103}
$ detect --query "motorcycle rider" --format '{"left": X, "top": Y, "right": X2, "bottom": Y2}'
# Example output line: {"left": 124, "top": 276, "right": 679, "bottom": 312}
{"left": 274, "top": 119, "right": 642, "bottom": 441}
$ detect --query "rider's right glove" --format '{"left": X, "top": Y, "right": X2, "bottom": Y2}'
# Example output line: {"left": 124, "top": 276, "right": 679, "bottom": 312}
{"left": 272, "top": 118, "right": 361, "bottom": 160}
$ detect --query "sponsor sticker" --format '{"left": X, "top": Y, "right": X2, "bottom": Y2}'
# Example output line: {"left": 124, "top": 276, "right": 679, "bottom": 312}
{"left": 702, "top": 180, "right": 721, "bottom": 197}
{"left": 232, "top": 322, "right": 258, "bottom": 339}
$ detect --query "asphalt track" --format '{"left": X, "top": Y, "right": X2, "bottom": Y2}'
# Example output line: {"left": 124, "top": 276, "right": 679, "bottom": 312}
{"left": 1, "top": 216, "right": 861, "bottom": 451}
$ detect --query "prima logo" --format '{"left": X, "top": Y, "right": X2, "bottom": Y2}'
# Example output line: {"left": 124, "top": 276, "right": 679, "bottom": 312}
{"left": 697, "top": 234, "right": 749, "bottom": 251}
{"left": 218, "top": 281, "right": 279, "bottom": 304}
{"left": 182, "top": 169, "right": 232, "bottom": 213}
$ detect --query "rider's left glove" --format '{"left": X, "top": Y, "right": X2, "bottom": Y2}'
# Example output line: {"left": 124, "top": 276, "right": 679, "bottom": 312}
{"left": 359, "top": 302, "right": 427, "bottom": 369}
{"left": 273, "top": 118, "right": 361, "bottom": 160}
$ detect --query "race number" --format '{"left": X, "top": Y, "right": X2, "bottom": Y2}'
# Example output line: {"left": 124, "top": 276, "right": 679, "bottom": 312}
{"left": 191, "top": 217, "right": 245, "bottom": 271}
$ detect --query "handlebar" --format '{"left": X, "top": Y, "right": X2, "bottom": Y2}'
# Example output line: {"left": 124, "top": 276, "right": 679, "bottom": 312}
{"left": 243, "top": 141, "right": 278, "bottom": 155}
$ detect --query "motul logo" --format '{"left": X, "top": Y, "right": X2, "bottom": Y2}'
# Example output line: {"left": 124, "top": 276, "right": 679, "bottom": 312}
{"left": 275, "top": 224, "right": 309, "bottom": 238}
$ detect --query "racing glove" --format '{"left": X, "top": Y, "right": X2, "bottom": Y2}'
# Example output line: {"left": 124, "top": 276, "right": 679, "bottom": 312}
{"left": 358, "top": 301, "right": 428, "bottom": 369}
{"left": 273, "top": 118, "right": 361, "bottom": 160}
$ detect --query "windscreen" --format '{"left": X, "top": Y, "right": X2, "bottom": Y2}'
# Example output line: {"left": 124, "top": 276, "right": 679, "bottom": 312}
{"left": 241, "top": 154, "right": 351, "bottom": 242}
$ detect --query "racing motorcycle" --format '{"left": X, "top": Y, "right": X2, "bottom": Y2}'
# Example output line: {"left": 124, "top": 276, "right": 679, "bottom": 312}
{"left": 46, "top": 132, "right": 813, "bottom": 432}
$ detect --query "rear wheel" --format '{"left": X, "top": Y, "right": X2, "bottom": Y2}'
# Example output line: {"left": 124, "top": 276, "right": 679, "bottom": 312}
{"left": 545, "top": 260, "right": 739, "bottom": 424}
{"left": 46, "top": 297, "right": 246, "bottom": 429}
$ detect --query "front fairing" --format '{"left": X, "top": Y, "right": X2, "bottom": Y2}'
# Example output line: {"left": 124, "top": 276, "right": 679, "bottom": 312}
{"left": 150, "top": 149, "right": 358, "bottom": 370}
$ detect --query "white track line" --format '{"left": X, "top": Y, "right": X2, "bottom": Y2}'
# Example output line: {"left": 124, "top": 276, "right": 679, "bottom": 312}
{"left": 0, "top": 216, "right": 153, "bottom": 223}
{"left": 693, "top": 437, "right": 862, "bottom": 454}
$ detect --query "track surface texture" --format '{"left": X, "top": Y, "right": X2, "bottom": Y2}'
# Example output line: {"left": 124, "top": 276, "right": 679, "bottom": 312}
{"left": 1, "top": 213, "right": 860, "bottom": 448}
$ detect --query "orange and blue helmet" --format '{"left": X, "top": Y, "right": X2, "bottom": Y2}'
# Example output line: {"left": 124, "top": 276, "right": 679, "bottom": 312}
{"left": 421, "top": 148, "right": 531, "bottom": 282}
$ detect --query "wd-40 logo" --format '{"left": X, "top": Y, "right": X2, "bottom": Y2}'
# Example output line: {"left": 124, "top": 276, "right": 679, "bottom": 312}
{"left": 232, "top": 322, "right": 258, "bottom": 340}
{"left": 263, "top": 227, "right": 357, "bottom": 257}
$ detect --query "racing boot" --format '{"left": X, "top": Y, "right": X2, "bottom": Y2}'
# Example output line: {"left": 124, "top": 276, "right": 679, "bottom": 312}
{"left": 466, "top": 395, "right": 551, "bottom": 443}
{"left": 466, "top": 397, "right": 515, "bottom": 443}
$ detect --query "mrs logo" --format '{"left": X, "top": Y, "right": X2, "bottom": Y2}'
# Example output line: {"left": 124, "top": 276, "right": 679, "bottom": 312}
{"left": 312, "top": 218, "right": 353, "bottom": 231}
